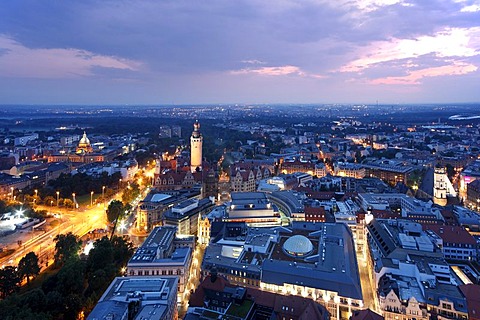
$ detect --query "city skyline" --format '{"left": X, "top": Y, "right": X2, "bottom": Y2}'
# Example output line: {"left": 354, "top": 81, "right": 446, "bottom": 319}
{"left": 1, "top": 0, "right": 479, "bottom": 105}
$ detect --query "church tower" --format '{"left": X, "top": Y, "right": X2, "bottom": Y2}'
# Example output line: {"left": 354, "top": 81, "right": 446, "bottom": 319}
{"left": 153, "top": 158, "right": 161, "bottom": 187}
{"left": 190, "top": 120, "right": 203, "bottom": 173}
{"left": 434, "top": 165, "right": 448, "bottom": 206}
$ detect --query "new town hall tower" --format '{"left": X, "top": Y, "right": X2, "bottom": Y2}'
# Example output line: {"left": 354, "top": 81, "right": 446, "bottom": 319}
{"left": 190, "top": 120, "right": 203, "bottom": 173}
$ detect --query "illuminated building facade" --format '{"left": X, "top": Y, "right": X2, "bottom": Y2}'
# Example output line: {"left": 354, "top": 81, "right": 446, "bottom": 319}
{"left": 202, "top": 222, "right": 363, "bottom": 320}
{"left": 127, "top": 226, "right": 195, "bottom": 300}
{"left": 190, "top": 120, "right": 203, "bottom": 173}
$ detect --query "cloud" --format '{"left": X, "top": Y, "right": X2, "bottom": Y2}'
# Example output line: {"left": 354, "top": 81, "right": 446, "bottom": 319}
{"left": 0, "top": 34, "right": 142, "bottom": 79}
{"left": 370, "top": 61, "right": 478, "bottom": 84}
{"left": 340, "top": 27, "right": 480, "bottom": 73}
{"left": 241, "top": 59, "right": 266, "bottom": 65}
{"left": 230, "top": 64, "right": 326, "bottom": 78}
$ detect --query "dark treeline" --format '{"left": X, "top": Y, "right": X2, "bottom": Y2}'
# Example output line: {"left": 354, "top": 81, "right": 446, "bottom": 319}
{"left": 0, "top": 234, "right": 134, "bottom": 320}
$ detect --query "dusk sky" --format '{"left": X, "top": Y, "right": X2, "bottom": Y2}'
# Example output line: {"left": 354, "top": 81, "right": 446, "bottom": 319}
{"left": 1, "top": 0, "right": 479, "bottom": 105}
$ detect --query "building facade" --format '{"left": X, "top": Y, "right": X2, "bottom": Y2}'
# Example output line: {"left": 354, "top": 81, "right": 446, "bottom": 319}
{"left": 190, "top": 120, "right": 203, "bottom": 173}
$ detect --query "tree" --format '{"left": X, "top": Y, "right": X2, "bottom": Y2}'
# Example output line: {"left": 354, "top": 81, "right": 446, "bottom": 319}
{"left": 0, "top": 266, "right": 20, "bottom": 298}
{"left": 63, "top": 198, "right": 73, "bottom": 209}
{"left": 122, "top": 182, "right": 140, "bottom": 204}
{"left": 107, "top": 200, "right": 124, "bottom": 223}
{"left": 18, "top": 252, "right": 41, "bottom": 285}
{"left": 54, "top": 233, "right": 82, "bottom": 267}
{"left": 43, "top": 196, "right": 56, "bottom": 207}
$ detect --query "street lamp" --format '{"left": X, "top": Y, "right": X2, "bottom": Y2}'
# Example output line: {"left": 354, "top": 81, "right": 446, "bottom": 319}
{"left": 72, "top": 193, "right": 76, "bottom": 209}
{"left": 50, "top": 200, "right": 54, "bottom": 207}
{"left": 119, "top": 179, "right": 122, "bottom": 189}
{"left": 90, "top": 191, "right": 94, "bottom": 207}
{"left": 56, "top": 191, "right": 60, "bottom": 207}
{"left": 34, "top": 189, "right": 38, "bottom": 200}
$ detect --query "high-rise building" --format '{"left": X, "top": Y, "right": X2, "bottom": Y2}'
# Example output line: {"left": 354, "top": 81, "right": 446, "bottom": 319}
{"left": 190, "top": 120, "right": 202, "bottom": 173}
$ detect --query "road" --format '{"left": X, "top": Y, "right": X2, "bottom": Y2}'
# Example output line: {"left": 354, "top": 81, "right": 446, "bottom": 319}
{"left": 356, "top": 248, "right": 379, "bottom": 312}
{"left": 0, "top": 204, "right": 108, "bottom": 270}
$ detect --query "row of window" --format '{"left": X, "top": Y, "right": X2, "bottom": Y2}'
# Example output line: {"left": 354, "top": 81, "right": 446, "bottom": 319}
{"left": 130, "top": 268, "right": 184, "bottom": 276}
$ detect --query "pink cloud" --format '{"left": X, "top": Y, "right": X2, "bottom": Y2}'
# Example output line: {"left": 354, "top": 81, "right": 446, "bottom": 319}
{"left": 231, "top": 64, "right": 326, "bottom": 78}
{"left": 340, "top": 27, "right": 480, "bottom": 73}
{"left": 0, "top": 35, "right": 142, "bottom": 79}
{"left": 370, "top": 61, "right": 478, "bottom": 84}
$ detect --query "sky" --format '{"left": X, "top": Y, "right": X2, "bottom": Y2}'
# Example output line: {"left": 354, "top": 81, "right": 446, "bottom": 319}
{"left": 0, "top": 0, "right": 479, "bottom": 105}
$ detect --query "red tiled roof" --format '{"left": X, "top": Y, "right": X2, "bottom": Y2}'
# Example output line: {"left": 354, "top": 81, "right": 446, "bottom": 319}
{"left": 423, "top": 225, "right": 477, "bottom": 245}
{"left": 459, "top": 284, "right": 480, "bottom": 320}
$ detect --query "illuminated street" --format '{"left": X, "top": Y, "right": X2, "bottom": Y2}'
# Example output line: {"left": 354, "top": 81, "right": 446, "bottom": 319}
{"left": 0, "top": 203, "right": 108, "bottom": 270}
{"left": 179, "top": 245, "right": 205, "bottom": 318}
{"left": 356, "top": 248, "right": 379, "bottom": 313}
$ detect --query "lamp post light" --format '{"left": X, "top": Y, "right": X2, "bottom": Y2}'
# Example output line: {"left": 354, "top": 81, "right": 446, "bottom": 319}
{"left": 56, "top": 191, "right": 60, "bottom": 207}
{"left": 90, "top": 191, "right": 94, "bottom": 207}
{"left": 50, "top": 200, "right": 54, "bottom": 207}
{"left": 119, "top": 179, "right": 122, "bottom": 190}
{"left": 102, "top": 186, "right": 106, "bottom": 212}
{"left": 72, "top": 193, "right": 76, "bottom": 209}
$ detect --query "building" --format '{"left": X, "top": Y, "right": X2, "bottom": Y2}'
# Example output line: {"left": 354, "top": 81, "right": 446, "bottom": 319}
{"left": 225, "top": 192, "right": 282, "bottom": 227}
{"left": 202, "top": 222, "right": 363, "bottom": 320}
{"left": 127, "top": 226, "right": 195, "bottom": 300}
{"left": 367, "top": 219, "right": 469, "bottom": 320}
{"left": 197, "top": 216, "right": 211, "bottom": 246}
{"left": 424, "top": 225, "right": 478, "bottom": 261}
{"left": 454, "top": 205, "right": 480, "bottom": 231}
{"left": 358, "top": 193, "right": 444, "bottom": 224}
{"left": 350, "top": 309, "right": 384, "bottom": 320}
{"left": 172, "top": 125, "right": 182, "bottom": 138}
{"left": 467, "top": 179, "right": 480, "bottom": 211}
{"left": 459, "top": 284, "right": 480, "bottom": 320}
{"left": 187, "top": 273, "right": 329, "bottom": 320}
{"left": 76, "top": 131, "right": 94, "bottom": 154}
{"left": 87, "top": 276, "right": 178, "bottom": 320}
{"left": 230, "top": 164, "right": 271, "bottom": 193}
{"left": 433, "top": 165, "right": 457, "bottom": 206}
{"left": 163, "top": 198, "right": 215, "bottom": 236}
{"left": 14, "top": 134, "right": 38, "bottom": 146}
{"left": 203, "top": 168, "right": 219, "bottom": 199}
{"left": 315, "top": 162, "right": 327, "bottom": 178}
{"left": 280, "top": 159, "right": 315, "bottom": 175}
{"left": 363, "top": 160, "right": 413, "bottom": 185}
{"left": 159, "top": 125, "right": 172, "bottom": 138}
{"left": 190, "top": 120, "right": 203, "bottom": 173}
{"left": 136, "top": 189, "right": 201, "bottom": 232}
{"left": 334, "top": 162, "right": 366, "bottom": 179}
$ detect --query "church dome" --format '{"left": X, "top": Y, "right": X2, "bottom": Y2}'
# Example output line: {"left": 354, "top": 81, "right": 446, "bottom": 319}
{"left": 283, "top": 235, "right": 313, "bottom": 257}
{"left": 76, "top": 131, "right": 93, "bottom": 154}
{"left": 79, "top": 131, "right": 90, "bottom": 145}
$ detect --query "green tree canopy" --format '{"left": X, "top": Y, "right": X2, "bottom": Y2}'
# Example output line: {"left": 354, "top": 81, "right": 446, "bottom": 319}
{"left": 0, "top": 266, "right": 20, "bottom": 298}
{"left": 54, "top": 233, "right": 82, "bottom": 267}
{"left": 18, "top": 252, "right": 41, "bottom": 285}
{"left": 107, "top": 200, "right": 125, "bottom": 223}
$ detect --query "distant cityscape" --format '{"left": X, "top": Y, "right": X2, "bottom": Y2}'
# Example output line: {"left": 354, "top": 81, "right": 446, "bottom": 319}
{"left": 0, "top": 104, "right": 480, "bottom": 319}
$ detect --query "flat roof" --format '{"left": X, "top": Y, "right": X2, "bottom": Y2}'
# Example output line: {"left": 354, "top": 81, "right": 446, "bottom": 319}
{"left": 151, "top": 193, "right": 172, "bottom": 202}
